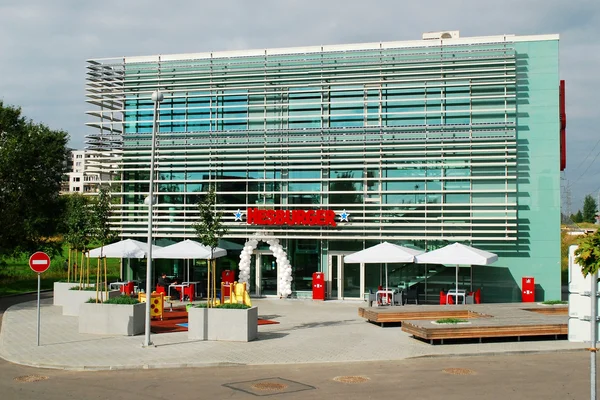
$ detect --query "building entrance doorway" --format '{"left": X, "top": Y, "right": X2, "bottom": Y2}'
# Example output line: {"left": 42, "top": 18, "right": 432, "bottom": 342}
{"left": 251, "top": 251, "right": 279, "bottom": 297}
{"left": 327, "top": 252, "right": 362, "bottom": 300}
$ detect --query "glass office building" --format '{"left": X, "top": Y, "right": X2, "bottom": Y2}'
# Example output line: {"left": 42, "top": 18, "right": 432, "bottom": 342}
{"left": 86, "top": 31, "right": 562, "bottom": 302}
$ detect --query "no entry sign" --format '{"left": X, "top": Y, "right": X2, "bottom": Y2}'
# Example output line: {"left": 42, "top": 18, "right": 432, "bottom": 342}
{"left": 29, "top": 252, "right": 51, "bottom": 274}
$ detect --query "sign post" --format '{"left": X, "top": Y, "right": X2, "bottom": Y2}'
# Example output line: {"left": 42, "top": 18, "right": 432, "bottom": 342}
{"left": 29, "top": 252, "right": 51, "bottom": 346}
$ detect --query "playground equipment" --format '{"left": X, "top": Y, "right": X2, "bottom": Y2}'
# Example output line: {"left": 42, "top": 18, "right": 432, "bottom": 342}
{"left": 139, "top": 291, "right": 164, "bottom": 320}
{"left": 220, "top": 281, "right": 252, "bottom": 306}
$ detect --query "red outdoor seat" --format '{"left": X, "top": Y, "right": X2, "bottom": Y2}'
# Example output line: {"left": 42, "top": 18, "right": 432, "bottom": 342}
{"left": 156, "top": 284, "right": 166, "bottom": 295}
{"left": 474, "top": 288, "right": 482, "bottom": 304}
{"left": 120, "top": 281, "right": 134, "bottom": 295}
{"left": 183, "top": 283, "right": 195, "bottom": 302}
{"left": 439, "top": 291, "right": 447, "bottom": 305}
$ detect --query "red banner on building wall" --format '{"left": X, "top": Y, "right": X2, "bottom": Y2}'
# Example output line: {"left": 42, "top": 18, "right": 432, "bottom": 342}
{"left": 559, "top": 80, "right": 567, "bottom": 171}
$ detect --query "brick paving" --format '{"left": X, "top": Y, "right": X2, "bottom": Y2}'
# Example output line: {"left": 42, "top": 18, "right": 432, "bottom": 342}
{"left": 0, "top": 297, "right": 586, "bottom": 370}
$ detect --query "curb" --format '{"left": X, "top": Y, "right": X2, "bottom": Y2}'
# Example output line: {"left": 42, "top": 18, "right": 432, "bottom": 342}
{"left": 0, "top": 289, "right": 53, "bottom": 299}
{"left": 408, "top": 347, "right": 587, "bottom": 360}
{"left": 1, "top": 347, "right": 586, "bottom": 372}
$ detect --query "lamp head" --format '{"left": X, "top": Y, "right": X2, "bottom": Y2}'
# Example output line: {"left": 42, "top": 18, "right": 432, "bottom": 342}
{"left": 151, "top": 90, "right": 164, "bottom": 103}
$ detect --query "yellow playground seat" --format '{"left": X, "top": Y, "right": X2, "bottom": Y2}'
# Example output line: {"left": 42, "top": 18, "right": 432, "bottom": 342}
{"left": 138, "top": 291, "right": 165, "bottom": 320}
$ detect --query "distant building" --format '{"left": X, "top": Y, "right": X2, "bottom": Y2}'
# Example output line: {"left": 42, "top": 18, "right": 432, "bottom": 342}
{"left": 66, "top": 150, "right": 115, "bottom": 193}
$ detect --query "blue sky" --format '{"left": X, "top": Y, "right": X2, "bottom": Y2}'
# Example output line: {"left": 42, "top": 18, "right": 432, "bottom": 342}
{"left": 0, "top": 0, "right": 598, "bottom": 212}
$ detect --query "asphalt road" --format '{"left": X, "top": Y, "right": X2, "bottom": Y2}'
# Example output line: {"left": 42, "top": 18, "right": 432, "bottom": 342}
{"left": 0, "top": 293, "right": 593, "bottom": 400}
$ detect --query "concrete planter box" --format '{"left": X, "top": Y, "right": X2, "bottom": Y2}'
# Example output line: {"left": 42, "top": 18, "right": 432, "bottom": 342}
{"left": 53, "top": 282, "right": 95, "bottom": 306}
{"left": 61, "top": 289, "right": 120, "bottom": 316}
{"left": 188, "top": 306, "right": 258, "bottom": 342}
{"left": 79, "top": 302, "right": 145, "bottom": 336}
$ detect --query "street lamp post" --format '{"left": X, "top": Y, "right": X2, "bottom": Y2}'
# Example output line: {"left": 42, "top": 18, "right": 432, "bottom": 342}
{"left": 143, "top": 90, "right": 163, "bottom": 348}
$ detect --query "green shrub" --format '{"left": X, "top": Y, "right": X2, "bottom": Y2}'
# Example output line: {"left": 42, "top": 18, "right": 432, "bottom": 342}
{"left": 542, "top": 300, "right": 567, "bottom": 305}
{"left": 69, "top": 285, "right": 96, "bottom": 291}
{"left": 193, "top": 302, "right": 250, "bottom": 309}
{"left": 104, "top": 296, "right": 140, "bottom": 305}
{"left": 217, "top": 303, "right": 250, "bottom": 309}
{"left": 435, "top": 318, "right": 468, "bottom": 324}
{"left": 85, "top": 295, "right": 140, "bottom": 305}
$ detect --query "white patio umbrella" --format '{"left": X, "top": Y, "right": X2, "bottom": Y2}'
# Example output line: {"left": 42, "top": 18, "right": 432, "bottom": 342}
{"left": 87, "top": 239, "right": 161, "bottom": 259}
{"left": 344, "top": 242, "right": 424, "bottom": 291}
{"left": 152, "top": 239, "right": 227, "bottom": 281}
{"left": 415, "top": 242, "right": 498, "bottom": 301}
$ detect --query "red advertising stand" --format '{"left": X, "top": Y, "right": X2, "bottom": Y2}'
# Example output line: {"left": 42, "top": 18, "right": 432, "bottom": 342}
{"left": 312, "top": 272, "right": 325, "bottom": 300}
{"left": 221, "top": 270, "right": 235, "bottom": 297}
{"left": 29, "top": 251, "right": 51, "bottom": 346}
{"left": 522, "top": 276, "right": 535, "bottom": 302}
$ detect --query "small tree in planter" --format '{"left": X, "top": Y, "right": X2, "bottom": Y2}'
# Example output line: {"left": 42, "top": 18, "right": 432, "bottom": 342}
{"left": 64, "top": 193, "right": 92, "bottom": 286}
{"left": 574, "top": 231, "right": 600, "bottom": 277}
{"left": 193, "top": 185, "right": 227, "bottom": 307}
{"left": 90, "top": 184, "right": 118, "bottom": 302}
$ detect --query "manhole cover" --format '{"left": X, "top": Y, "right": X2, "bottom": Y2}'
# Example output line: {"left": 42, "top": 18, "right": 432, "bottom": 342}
{"left": 333, "top": 375, "right": 370, "bottom": 384}
{"left": 251, "top": 382, "right": 288, "bottom": 391}
{"left": 14, "top": 375, "right": 49, "bottom": 383}
{"left": 442, "top": 368, "right": 475, "bottom": 375}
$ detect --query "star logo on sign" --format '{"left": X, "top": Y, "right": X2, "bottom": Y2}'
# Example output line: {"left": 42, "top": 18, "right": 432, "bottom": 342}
{"left": 234, "top": 209, "right": 244, "bottom": 221}
{"left": 339, "top": 210, "right": 350, "bottom": 222}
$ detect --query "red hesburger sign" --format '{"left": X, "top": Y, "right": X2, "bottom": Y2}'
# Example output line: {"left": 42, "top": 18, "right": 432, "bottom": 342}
{"left": 246, "top": 208, "right": 337, "bottom": 227}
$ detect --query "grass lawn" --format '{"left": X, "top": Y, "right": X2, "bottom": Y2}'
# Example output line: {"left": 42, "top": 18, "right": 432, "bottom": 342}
{"left": 0, "top": 251, "right": 121, "bottom": 296}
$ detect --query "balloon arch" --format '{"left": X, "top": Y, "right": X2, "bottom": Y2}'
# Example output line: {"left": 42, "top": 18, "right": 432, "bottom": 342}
{"left": 238, "top": 233, "right": 293, "bottom": 298}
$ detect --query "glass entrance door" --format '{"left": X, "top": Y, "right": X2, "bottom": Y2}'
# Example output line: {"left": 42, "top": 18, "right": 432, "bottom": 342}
{"left": 252, "top": 252, "right": 277, "bottom": 297}
{"left": 343, "top": 262, "right": 361, "bottom": 299}
{"left": 260, "top": 253, "right": 277, "bottom": 296}
{"left": 328, "top": 254, "right": 348, "bottom": 300}
{"left": 330, "top": 252, "right": 366, "bottom": 300}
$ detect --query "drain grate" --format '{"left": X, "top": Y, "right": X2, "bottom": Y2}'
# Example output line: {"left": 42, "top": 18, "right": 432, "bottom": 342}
{"left": 442, "top": 368, "right": 475, "bottom": 375}
{"left": 224, "top": 377, "right": 315, "bottom": 396}
{"left": 251, "top": 382, "right": 288, "bottom": 391}
{"left": 14, "top": 375, "right": 49, "bottom": 383}
{"left": 333, "top": 376, "right": 370, "bottom": 384}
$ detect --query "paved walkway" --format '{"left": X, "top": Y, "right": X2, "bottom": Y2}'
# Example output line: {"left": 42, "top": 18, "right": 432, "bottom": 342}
{"left": 0, "top": 297, "right": 586, "bottom": 370}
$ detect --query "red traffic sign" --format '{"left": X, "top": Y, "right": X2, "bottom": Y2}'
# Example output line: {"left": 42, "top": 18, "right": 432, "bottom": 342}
{"left": 29, "top": 252, "right": 51, "bottom": 274}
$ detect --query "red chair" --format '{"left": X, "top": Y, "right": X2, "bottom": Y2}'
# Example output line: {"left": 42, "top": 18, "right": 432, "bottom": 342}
{"left": 474, "top": 288, "right": 482, "bottom": 304}
{"left": 120, "top": 281, "right": 134, "bottom": 296}
{"left": 447, "top": 293, "right": 455, "bottom": 304}
{"left": 156, "top": 284, "right": 166, "bottom": 295}
{"left": 183, "top": 283, "right": 195, "bottom": 302}
{"left": 376, "top": 285, "right": 391, "bottom": 306}
{"left": 439, "top": 291, "right": 447, "bottom": 305}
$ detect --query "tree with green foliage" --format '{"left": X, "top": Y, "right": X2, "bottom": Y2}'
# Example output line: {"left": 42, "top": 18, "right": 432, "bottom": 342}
{"left": 91, "top": 185, "right": 118, "bottom": 301}
{"left": 0, "top": 102, "right": 68, "bottom": 257}
{"left": 583, "top": 194, "right": 598, "bottom": 223}
{"left": 574, "top": 230, "right": 600, "bottom": 277}
{"left": 571, "top": 210, "right": 584, "bottom": 224}
{"left": 193, "top": 185, "right": 227, "bottom": 307}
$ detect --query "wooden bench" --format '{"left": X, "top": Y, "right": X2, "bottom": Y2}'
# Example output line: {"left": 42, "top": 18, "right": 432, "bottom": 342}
{"left": 402, "top": 321, "right": 568, "bottom": 344}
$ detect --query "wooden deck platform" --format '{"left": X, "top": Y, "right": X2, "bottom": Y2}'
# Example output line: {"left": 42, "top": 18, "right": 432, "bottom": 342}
{"left": 358, "top": 303, "right": 568, "bottom": 344}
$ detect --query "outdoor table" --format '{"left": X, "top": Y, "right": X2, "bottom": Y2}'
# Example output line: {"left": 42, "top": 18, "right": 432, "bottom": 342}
{"left": 447, "top": 289, "right": 466, "bottom": 304}
{"left": 109, "top": 282, "right": 126, "bottom": 291}
{"left": 169, "top": 283, "right": 189, "bottom": 301}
